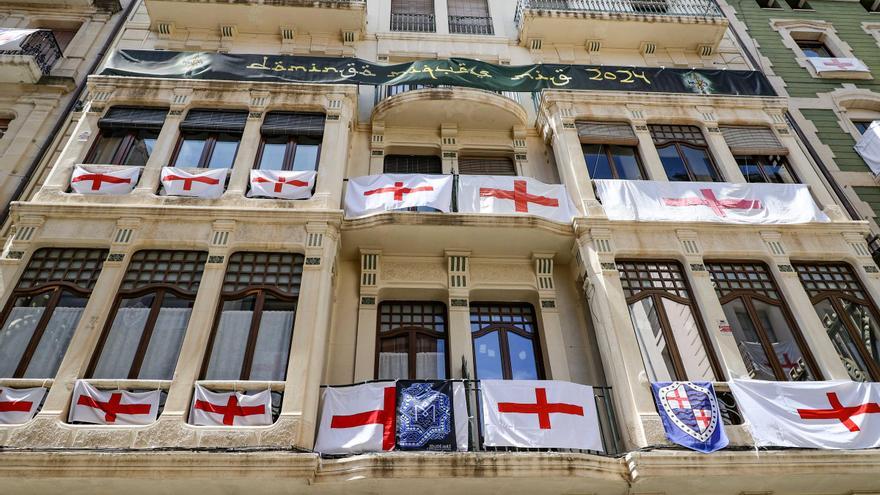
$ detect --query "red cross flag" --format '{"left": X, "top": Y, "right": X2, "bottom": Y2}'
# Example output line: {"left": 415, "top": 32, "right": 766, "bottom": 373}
{"left": 458, "top": 176, "right": 577, "bottom": 223}
{"left": 190, "top": 385, "right": 273, "bottom": 427}
{"left": 0, "top": 387, "right": 46, "bottom": 425}
{"left": 480, "top": 380, "right": 603, "bottom": 451}
{"left": 807, "top": 57, "right": 869, "bottom": 74}
{"left": 314, "top": 382, "right": 396, "bottom": 454}
{"left": 249, "top": 170, "right": 316, "bottom": 200}
{"left": 68, "top": 380, "right": 160, "bottom": 426}
{"left": 730, "top": 379, "right": 880, "bottom": 449}
{"left": 160, "top": 167, "right": 227, "bottom": 199}
{"left": 594, "top": 179, "right": 829, "bottom": 224}
{"left": 344, "top": 174, "right": 453, "bottom": 218}
{"left": 70, "top": 165, "right": 140, "bottom": 195}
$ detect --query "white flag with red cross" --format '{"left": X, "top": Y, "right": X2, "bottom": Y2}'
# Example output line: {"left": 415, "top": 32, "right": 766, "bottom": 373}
{"left": 594, "top": 179, "right": 829, "bottom": 224}
{"left": 190, "top": 385, "right": 273, "bottom": 427}
{"left": 0, "top": 387, "right": 46, "bottom": 425}
{"left": 248, "top": 170, "right": 316, "bottom": 200}
{"left": 314, "top": 382, "right": 397, "bottom": 454}
{"left": 480, "top": 380, "right": 603, "bottom": 451}
{"left": 807, "top": 57, "right": 870, "bottom": 74}
{"left": 457, "top": 176, "right": 578, "bottom": 223}
{"left": 730, "top": 379, "right": 880, "bottom": 449}
{"left": 160, "top": 167, "right": 227, "bottom": 199}
{"left": 68, "top": 380, "right": 160, "bottom": 426}
{"left": 70, "top": 165, "right": 140, "bottom": 195}
{"left": 344, "top": 174, "right": 453, "bottom": 218}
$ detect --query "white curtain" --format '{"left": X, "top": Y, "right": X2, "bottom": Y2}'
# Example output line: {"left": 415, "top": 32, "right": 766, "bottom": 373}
{"left": 415, "top": 352, "right": 442, "bottom": 380}
{"left": 250, "top": 310, "right": 294, "bottom": 381}
{"left": 92, "top": 307, "right": 150, "bottom": 379}
{"left": 0, "top": 307, "right": 44, "bottom": 377}
{"left": 378, "top": 352, "right": 408, "bottom": 380}
{"left": 203, "top": 310, "right": 253, "bottom": 380}
{"left": 23, "top": 306, "right": 84, "bottom": 378}
{"left": 138, "top": 307, "right": 192, "bottom": 380}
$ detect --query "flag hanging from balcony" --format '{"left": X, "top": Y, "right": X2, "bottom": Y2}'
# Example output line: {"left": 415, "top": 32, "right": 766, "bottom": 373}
{"left": 855, "top": 121, "right": 880, "bottom": 176}
{"left": 807, "top": 58, "right": 870, "bottom": 74}
{"left": 0, "top": 387, "right": 46, "bottom": 425}
{"left": 396, "top": 380, "right": 469, "bottom": 452}
{"left": 190, "top": 385, "right": 273, "bottom": 427}
{"left": 68, "top": 380, "right": 160, "bottom": 426}
{"left": 314, "top": 382, "right": 397, "bottom": 454}
{"left": 344, "top": 174, "right": 453, "bottom": 218}
{"left": 0, "top": 28, "right": 38, "bottom": 50}
{"left": 729, "top": 379, "right": 880, "bottom": 449}
{"left": 248, "top": 170, "right": 316, "bottom": 200}
{"left": 651, "top": 382, "right": 729, "bottom": 453}
{"left": 70, "top": 165, "right": 140, "bottom": 195}
{"left": 594, "top": 179, "right": 829, "bottom": 224}
{"left": 160, "top": 167, "right": 227, "bottom": 199}
{"left": 480, "top": 380, "right": 603, "bottom": 451}
{"left": 458, "top": 176, "right": 577, "bottom": 223}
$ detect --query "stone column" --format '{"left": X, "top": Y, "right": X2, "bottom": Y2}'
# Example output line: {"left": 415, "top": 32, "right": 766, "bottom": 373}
{"left": 223, "top": 111, "right": 264, "bottom": 197}
{"left": 533, "top": 253, "right": 571, "bottom": 381}
{"left": 446, "top": 251, "right": 474, "bottom": 379}
{"left": 435, "top": 0, "right": 450, "bottom": 35}
{"left": 547, "top": 109, "right": 603, "bottom": 217}
{"left": 286, "top": 224, "right": 339, "bottom": 447}
{"left": 314, "top": 95, "right": 354, "bottom": 210}
{"left": 441, "top": 124, "right": 458, "bottom": 175}
{"left": 701, "top": 122, "right": 746, "bottom": 183}
{"left": 353, "top": 250, "right": 380, "bottom": 381}
{"left": 632, "top": 122, "right": 667, "bottom": 181}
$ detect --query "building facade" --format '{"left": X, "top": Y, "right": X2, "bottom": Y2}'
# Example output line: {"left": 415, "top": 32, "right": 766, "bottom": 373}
{"left": 0, "top": 0, "right": 878, "bottom": 494}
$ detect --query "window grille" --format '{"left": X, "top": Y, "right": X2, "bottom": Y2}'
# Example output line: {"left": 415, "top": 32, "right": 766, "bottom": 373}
{"left": 17, "top": 248, "right": 108, "bottom": 291}
{"left": 222, "top": 252, "right": 304, "bottom": 296}
{"left": 120, "top": 250, "right": 207, "bottom": 294}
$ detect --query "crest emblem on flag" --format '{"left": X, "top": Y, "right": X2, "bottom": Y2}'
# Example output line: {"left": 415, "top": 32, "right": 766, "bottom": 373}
{"left": 652, "top": 381, "right": 728, "bottom": 453}
{"left": 396, "top": 381, "right": 454, "bottom": 451}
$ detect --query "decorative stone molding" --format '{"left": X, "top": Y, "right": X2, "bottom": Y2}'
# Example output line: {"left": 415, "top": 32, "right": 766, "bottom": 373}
{"left": 106, "top": 253, "right": 125, "bottom": 263}
{"left": 771, "top": 19, "right": 871, "bottom": 80}
{"left": 360, "top": 250, "right": 380, "bottom": 290}
{"left": 207, "top": 255, "right": 226, "bottom": 264}
{"left": 446, "top": 251, "right": 470, "bottom": 290}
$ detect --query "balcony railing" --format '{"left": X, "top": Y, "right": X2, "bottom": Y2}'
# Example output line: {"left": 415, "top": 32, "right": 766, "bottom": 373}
{"left": 515, "top": 0, "right": 725, "bottom": 23}
{"left": 0, "top": 30, "right": 62, "bottom": 75}
{"left": 390, "top": 12, "right": 436, "bottom": 33}
{"left": 449, "top": 15, "right": 495, "bottom": 35}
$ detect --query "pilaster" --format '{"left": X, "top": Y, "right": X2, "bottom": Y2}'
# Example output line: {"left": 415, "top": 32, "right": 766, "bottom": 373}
{"left": 441, "top": 124, "right": 458, "bottom": 175}
{"left": 134, "top": 89, "right": 190, "bottom": 195}
{"left": 699, "top": 114, "right": 746, "bottom": 183}
{"left": 353, "top": 249, "right": 381, "bottom": 381}
{"left": 446, "top": 250, "right": 474, "bottom": 379}
{"left": 533, "top": 253, "right": 570, "bottom": 381}
{"left": 224, "top": 103, "right": 265, "bottom": 196}
{"left": 314, "top": 95, "right": 353, "bottom": 209}
{"left": 547, "top": 106, "right": 603, "bottom": 217}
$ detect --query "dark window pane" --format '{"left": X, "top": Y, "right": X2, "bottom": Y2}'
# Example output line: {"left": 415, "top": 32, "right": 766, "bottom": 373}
{"left": 583, "top": 143, "right": 613, "bottom": 179}
{"left": 258, "top": 140, "right": 287, "bottom": 171}
{"left": 123, "top": 134, "right": 157, "bottom": 166}
{"left": 175, "top": 135, "right": 208, "bottom": 167}
{"left": 474, "top": 331, "right": 503, "bottom": 379}
{"left": 609, "top": 145, "right": 643, "bottom": 180}
{"left": 88, "top": 134, "right": 124, "bottom": 165}
{"left": 507, "top": 332, "right": 539, "bottom": 380}
{"left": 292, "top": 143, "right": 320, "bottom": 171}
{"left": 658, "top": 144, "right": 690, "bottom": 181}
{"left": 797, "top": 41, "right": 833, "bottom": 58}
{"left": 681, "top": 145, "right": 720, "bottom": 182}
{"left": 207, "top": 137, "right": 239, "bottom": 169}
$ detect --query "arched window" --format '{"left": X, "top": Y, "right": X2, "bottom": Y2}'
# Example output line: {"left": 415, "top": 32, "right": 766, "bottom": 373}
{"left": 202, "top": 252, "right": 303, "bottom": 381}
{"left": 470, "top": 302, "right": 543, "bottom": 380}
{"left": 88, "top": 250, "right": 207, "bottom": 380}
{"left": 650, "top": 125, "right": 721, "bottom": 182}
{"left": 0, "top": 248, "right": 107, "bottom": 378}
{"left": 707, "top": 261, "right": 820, "bottom": 381}
{"left": 618, "top": 260, "right": 722, "bottom": 382}
{"left": 376, "top": 301, "right": 448, "bottom": 380}
{"left": 795, "top": 262, "right": 880, "bottom": 382}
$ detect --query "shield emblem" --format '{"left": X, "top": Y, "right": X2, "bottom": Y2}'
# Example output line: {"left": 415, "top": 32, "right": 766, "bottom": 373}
{"left": 657, "top": 382, "right": 719, "bottom": 443}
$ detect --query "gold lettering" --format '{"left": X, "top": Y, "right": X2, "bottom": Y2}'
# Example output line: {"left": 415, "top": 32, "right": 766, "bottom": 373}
{"left": 246, "top": 56, "right": 270, "bottom": 71}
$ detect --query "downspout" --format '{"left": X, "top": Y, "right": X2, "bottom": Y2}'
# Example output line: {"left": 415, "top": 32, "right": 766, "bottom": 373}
{"left": 0, "top": 0, "right": 138, "bottom": 230}
{"left": 721, "top": 0, "right": 862, "bottom": 221}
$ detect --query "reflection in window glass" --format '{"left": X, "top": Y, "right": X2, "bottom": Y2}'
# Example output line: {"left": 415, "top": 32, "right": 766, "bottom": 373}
{"left": 175, "top": 136, "right": 208, "bottom": 168}
{"left": 474, "top": 332, "right": 503, "bottom": 380}
{"left": 470, "top": 303, "right": 541, "bottom": 380}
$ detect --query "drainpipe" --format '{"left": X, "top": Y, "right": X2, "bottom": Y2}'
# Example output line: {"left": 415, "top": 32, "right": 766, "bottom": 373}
{"left": 720, "top": 0, "right": 862, "bottom": 222}
{"left": 0, "top": 0, "right": 138, "bottom": 230}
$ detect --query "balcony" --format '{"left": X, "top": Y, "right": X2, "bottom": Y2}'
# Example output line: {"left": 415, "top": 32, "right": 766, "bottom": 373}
{"left": 0, "top": 30, "right": 62, "bottom": 84}
{"left": 144, "top": 0, "right": 366, "bottom": 41}
{"left": 390, "top": 12, "right": 436, "bottom": 33}
{"left": 515, "top": 0, "right": 728, "bottom": 53}
{"left": 449, "top": 15, "right": 495, "bottom": 35}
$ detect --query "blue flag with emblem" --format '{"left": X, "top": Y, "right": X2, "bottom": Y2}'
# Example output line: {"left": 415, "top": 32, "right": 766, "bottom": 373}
{"left": 396, "top": 380, "right": 457, "bottom": 451}
{"left": 651, "top": 381, "right": 729, "bottom": 453}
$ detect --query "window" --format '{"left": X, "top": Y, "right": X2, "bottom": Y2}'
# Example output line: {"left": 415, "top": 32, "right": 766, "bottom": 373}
{"left": 577, "top": 122, "right": 645, "bottom": 180}
{"left": 458, "top": 157, "right": 516, "bottom": 176}
{"left": 784, "top": 0, "right": 812, "bottom": 10}
{"left": 720, "top": 126, "right": 795, "bottom": 183}
{"left": 89, "top": 250, "right": 207, "bottom": 380}
{"left": 86, "top": 107, "right": 168, "bottom": 166}
{"left": 470, "top": 303, "right": 542, "bottom": 380}
{"left": 256, "top": 112, "right": 325, "bottom": 172}
{"left": 794, "top": 262, "right": 880, "bottom": 382}
{"left": 0, "top": 248, "right": 106, "bottom": 379}
{"left": 650, "top": 125, "right": 721, "bottom": 182}
{"left": 391, "top": 0, "right": 436, "bottom": 32}
{"left": 0, "top": 117, "right": 9, "bottom": 139}
{"left": 617, "top": 260, "right": 722, "bottom": 382}
{"left": 854, "top": 121, "right": 875, "bottom": 135}
{"left": 707, "top": 262, "right": 819, "bottom": 381}
{"left": 376, "top": 302, "right": 448, "bottom": 380}
{"left": 172, "top": 110, "right": 247, "bottom": 169}
{"left": 797, "top": 40, "right": 833, "bottom": 58}
{"left": 448, "top": 0, "right": 493, "bottom": 35}
{"left": 384, "top": 155, "right": 442, "bottom": 174}
{"left": 202, "top": 253, "right": 303, "bottom": 382}
{"left": 736, "top": 156, "right": 796, "bottom": 183}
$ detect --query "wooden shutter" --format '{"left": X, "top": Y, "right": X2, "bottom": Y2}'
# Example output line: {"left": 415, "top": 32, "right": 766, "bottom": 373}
{"left": 383, "top": 155, "right": 442, "bottom": 174}
{"left": 458, "top": 157, "right": 516, "bottom": 176}
{"left": 391, "top": 0, "right": 434, "bottom": 14}
{"left": 180, "top": 110, "right": 248, "bottom": 133}
{"left": 99, "top": 107, "right": 169, "bottom": 131}
{"left": 720, "top": 126, "right": 788, "bottom": 155}
{"left": 261, "top": 112, "right": 325, "bottom": 137}
{"left": 447, "top": 0, "right": 489, "bottom": 16}
{"left": 576, "top": 121, "right": 639, "bottom": 146}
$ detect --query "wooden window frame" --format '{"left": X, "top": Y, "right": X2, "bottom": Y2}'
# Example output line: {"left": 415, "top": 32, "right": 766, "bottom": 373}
{"left": 617, "top": 259, "right": 724, "bottom": 381}
{"left": 656, "top": 141, "right": 722, "bottom": 182}
{"left": 170, "top": 131, "right": 241, "bottom": 169}
{"left": 253, "top": 135, "right": 322, "bottom": 172}
{"left": 735, "top": 154, "right": 798, "bottom": 184}
{"left": 85, "top": 129, "right": 159, "bottom": 166}
{"left": 469, "top": 302, "right": 545, "bottom": 380}
{"left": 581, "top": 143, "right": 646, "bottom": 180}
{"left": 794, "top": 261, "right": 880, "bottom": 381}
{"left": 706, "top": 260, "right": 822, "bottom": 381}
{"left": 374, "top": 301, "right": 449, "bottom": 380}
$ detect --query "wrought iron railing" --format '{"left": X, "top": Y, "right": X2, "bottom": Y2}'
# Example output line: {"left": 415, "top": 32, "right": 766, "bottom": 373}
{"left": 449, "top": 15, "right": 495, "bottom": 35}
{"left": 0, "top": 30, "right": 62, "bottom": 75}
{"left": 515, "top": 0, "right": 725, "bottom": 24}
{"left": 390, "top": 12, "right": 436, "bottom": 33}
{"left": 319, "top": 380, "right": 621, "bottom": 456}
